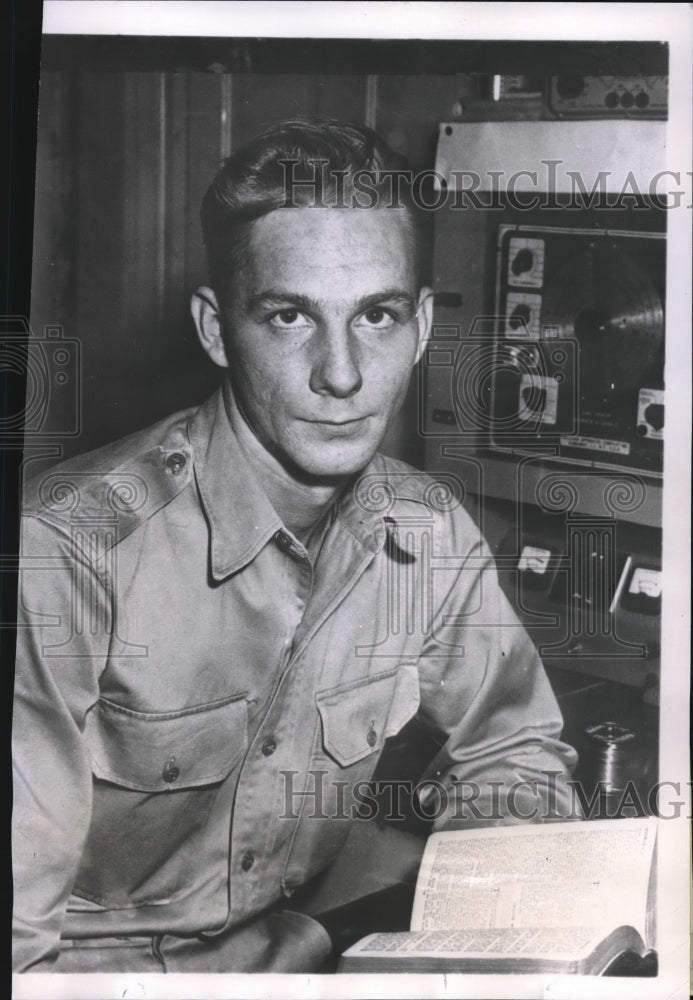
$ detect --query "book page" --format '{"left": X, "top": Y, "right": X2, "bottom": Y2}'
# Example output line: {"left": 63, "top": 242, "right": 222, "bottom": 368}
{"left": 344, "top": 925, "right": 607, "bottom": 961}
{"left": 410, "top": 817, "right": 657, "bottom": 942}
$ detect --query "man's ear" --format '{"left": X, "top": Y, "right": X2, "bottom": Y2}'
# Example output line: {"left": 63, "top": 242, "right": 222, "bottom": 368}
{"left": 414, "top": 286, "right": 434, "bottom": 366}
{"left": 190, "top": 286, "right": 229, "bottom": 369}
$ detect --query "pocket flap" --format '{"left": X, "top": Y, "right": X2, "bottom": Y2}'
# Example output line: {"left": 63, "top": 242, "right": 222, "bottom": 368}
{"left": 316, "top": 663, "right": 420, "bottom": 766}
{"left": 84, "top": 694, "right": 248, "bottom": 791}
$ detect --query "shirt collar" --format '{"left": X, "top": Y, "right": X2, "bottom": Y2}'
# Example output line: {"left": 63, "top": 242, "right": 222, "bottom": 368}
{"left": 187, "top": 387, "right": 433, "bottom": 580}
{"left": 338, "top": 455, "right": 439, "bottom": 558}
{"left": 187, "top": 388, "right": 283, "bottom": 580}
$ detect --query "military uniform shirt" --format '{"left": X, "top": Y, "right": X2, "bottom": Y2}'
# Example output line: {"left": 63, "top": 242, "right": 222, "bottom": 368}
{"left": 12, "top": 386, "right": 578, "bottom": 971}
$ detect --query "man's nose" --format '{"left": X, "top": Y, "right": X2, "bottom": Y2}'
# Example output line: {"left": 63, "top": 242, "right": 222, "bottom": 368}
{"left": 309, "top": 326, "right": 363, "bottom": 398}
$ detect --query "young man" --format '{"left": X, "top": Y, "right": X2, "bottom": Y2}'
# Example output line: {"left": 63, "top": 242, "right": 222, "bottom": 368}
{"left": 13, "top": 118, "right": 578, "bottom": 973}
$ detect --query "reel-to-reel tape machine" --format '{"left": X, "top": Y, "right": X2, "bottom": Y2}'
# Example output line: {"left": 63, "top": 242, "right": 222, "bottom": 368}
{"left": 424, "top": 118, "right": 667, "bottom": 492}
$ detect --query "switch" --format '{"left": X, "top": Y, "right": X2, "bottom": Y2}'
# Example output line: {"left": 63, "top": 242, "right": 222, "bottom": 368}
{"left": 643, "top": 403, "right": 664, "bottom": 431}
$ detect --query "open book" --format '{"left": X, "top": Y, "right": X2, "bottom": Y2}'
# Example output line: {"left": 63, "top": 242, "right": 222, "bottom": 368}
{"left": 340, "top": 816, "right": 657, "bottom": 974}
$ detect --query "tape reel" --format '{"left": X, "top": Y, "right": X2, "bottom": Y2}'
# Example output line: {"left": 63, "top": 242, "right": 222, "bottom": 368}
{"left": 541, "top": 242, "right": 664, "bottom": 395}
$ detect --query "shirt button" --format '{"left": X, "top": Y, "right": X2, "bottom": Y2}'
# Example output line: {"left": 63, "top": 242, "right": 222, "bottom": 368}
{"left": 274, "top": 529, "right": 293, "bottom": 552}
{"left": 367, "top": 722, "right": 377, "bottom": 747}
{"left": 241, "top": 851, "right": 255, "bottom": 872}
{"left": 166, "top": 452, "right": 187, "bottom": 473}
{"left": 162, "top": 757, "right": 180, "bottom": 782}
{"left": 261, "top": 736, "right": 277, "bottom": 756}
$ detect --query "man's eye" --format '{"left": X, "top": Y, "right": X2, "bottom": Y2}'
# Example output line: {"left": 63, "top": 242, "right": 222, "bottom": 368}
{"left": 358, "top": 308, "right": 394, "bottom": 329}
{"left": 269, "top": 309, "right": 306, "bottom": 329}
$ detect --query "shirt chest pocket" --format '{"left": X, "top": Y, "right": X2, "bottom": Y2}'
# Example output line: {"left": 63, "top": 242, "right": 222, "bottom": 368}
{"left": 76, "top": 694, "right": 249, "bottom": 908}
{"left": 281, "top": 664, "right": 421, "bottom": 893}
{"left": 315, "top": 662, "right": 420, "bottom": 768}
{"left": 84, "top": 693, "right": 249, "bottom": 791}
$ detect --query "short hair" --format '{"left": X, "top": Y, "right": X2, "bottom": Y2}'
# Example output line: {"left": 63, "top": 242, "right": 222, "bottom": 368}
{"left": 200, "top": 117, "right": 431, "bottom": 299}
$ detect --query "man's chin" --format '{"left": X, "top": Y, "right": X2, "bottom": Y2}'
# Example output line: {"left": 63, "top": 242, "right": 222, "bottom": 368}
{"left": 287, "top": 442, "right": 378, "bottom": 484}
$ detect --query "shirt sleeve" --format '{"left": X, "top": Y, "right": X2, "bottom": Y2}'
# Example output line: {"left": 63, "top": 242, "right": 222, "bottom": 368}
{"left": 12, "top": 514, "right": 107, "bottom": 971}
{"left": 414, "top": 508, "right": 580, "bottom": 830}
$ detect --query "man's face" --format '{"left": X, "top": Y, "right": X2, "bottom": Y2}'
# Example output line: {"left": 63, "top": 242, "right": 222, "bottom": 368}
{"left": 207, "top": 207, "right": 431, "bottom": 480}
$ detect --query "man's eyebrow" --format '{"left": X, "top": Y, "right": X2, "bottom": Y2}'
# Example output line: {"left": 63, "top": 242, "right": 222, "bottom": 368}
{"left": 247, "top": 288, "right": 417, "bottom": 313}
{"left": 357, "top": 289, "right": 417, "bottom": 312}
{"left": 247, "top": 291, "right": 321, "bottom": 313}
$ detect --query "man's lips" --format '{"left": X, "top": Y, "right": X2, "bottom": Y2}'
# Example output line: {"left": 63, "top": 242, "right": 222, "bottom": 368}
{"left": 300, "top": 416, "right": 373, "bottom": 436}
{"left": 303, "top": 416, "right": 370, "bottom": 426}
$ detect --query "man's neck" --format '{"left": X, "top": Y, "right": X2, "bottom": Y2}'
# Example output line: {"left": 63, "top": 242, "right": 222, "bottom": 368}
{"left": 224, "top": 384, "right": 343, "bottom": 546}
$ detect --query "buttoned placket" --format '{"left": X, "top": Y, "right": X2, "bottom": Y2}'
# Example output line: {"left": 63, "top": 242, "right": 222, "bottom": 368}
{"left": 222, "top": 525, "right": 315, "bottom": 920}
{"left": 273, "top": 528, "right": 315, "bottom": 655}
{"left": 219, "top": 515, "right": 389, "bottom": 930}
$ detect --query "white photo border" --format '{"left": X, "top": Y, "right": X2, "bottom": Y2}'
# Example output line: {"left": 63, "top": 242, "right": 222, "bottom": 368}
{"left": 13, "top": 4, "right": 692, "bottom": 999}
